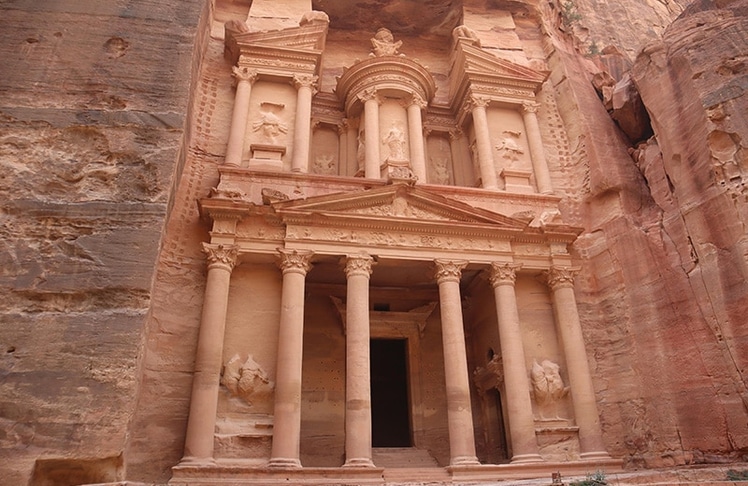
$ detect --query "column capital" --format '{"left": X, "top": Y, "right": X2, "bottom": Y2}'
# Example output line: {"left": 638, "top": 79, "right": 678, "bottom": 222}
{"left": 292, "top": 73, "right": 319, "bottom": 93}
{"left": 521, "top": 101, "right": 540, "bottom": 114}
{"left": 448, "top": 128, "right": 464, "bottom": 141}
{"left": 202, "top": 243, "right": 239, "bottom": 272}
{"left": 343, "top": 253, "right": 374, "bottom": 278}
{"left": 434, "top": 259, "right": 468, "bottom": 284}
{"left": 277, "top": 249, "right": 314, "bottom": 275}
{"left": 488, "top": 262, "right": 522, "bottom": 287}
{"left": 543, "top": 266, "right": 579, "bottom": 290}
{"left": 406, "top": 93, "right": 428, "bottom": 110}
{"left": 358, "top": 87, "right": 379, "bottom": 103}
{"left": 467, "top": 94, "right": 491, "bottom": 110}
{"left": 232, "top": 66, "right": 258, "bottom": 85}
{"left": 337, "top": 118, "right": 350, "bottom": 135}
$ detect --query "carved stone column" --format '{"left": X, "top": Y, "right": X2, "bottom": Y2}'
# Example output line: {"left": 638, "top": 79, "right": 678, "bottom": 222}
{"left": 468, "top": 95, "right": 498, "bottom": 190}
{"left": 181, "top": 243, "right": 239, "bottom": 464}
{"left": 489, "top": 263, "right": 544, "bottom": 463}
{"left": 544, "top": 267, "right": 610, "bottom": 460}
{"left": 521, "top": 102, "right": 553, "bottom": 194}
{"left": 337, "top": 120, "right": 349, "bottom": 176}
{"left": 343, "top": 254, "right": 376, "bottom": 468}
{"left": 360, "top": 88, "right": 381, "bottom": 179}
{"left": 434, "top": 260, "right": 480, "bottom": 466}
{"left": 226, "top": 67, "right": 258, "bottom": 166}
{"left": 291, "top": 74, "right": 318, "bottom": 173}
{"left": 346, "top": 119, "right": 359, "bottom": 177}
{"left": 269, "top": 249, "right": 314, "bottom": 468}
{"left": 406, "top": 94, "right": 428, "bottom": 183}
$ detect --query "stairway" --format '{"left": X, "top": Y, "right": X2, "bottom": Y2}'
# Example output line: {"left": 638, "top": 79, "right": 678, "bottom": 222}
{"left": 372, "top": 447, "right": 441, "bottom": 468}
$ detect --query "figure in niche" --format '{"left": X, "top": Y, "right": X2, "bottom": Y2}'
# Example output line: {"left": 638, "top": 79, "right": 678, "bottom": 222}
{"left": 384, "top": 123, "right": 408, "bottom": 161}
{"left": 252, "top": 102, "right": 288, "bottom": 144}
{"left": 221, "top": 353, "right": 274, "bottom": 407}
{"left": 431, "top": 156, "right": 450, "bottom": 185}
{"left": 370, "top": 27, "right": 402, "bottom": 57}
{"left": 530, "top": 359, "right": 570, "bottom": 420}
{"left": 495, "top": 130, "right": 524, "bottom": 165}
{"left": 313, "top": 153, "right": 336, "bottom": 175}
{"left": 356, "top": 130, "right": 366, "bottom": 174}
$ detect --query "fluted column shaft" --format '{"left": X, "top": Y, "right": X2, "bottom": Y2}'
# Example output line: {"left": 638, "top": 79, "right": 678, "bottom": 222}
{"left": 361, "top": 89, "right": 381, "bottom": 179}
{"left": 469, "top": 96, "right": 498, "bottom": 190}
{"left": 522, "top": 102, "right": 553, "bottom": 194}
{"left": 545, "top": 267, "right": 610, "bottom": 460}
{"left": 269, "top": 250, "right": 314, "bottom": 468}
{"left": 489, "top": 263, "right": 544, "bottom": 463}
{"left": 181, "top": 244, "right": 238, "bottom": 464}
{"left": 407, "top": 95, "right": 427, "bottom": 183}
{"left": 434, "top": 260, "right": 480, "bottom": 466}
{"left": 291, "top": 74, "right": 317, "bottom": 173}
{"left": 225, "top": 67, "right": 257, "bottom": 166}
{"left": 343, "top": 254, "right": 376, "bottom": 468}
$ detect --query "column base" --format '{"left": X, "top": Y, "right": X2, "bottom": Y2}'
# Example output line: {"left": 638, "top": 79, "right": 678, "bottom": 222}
{"left": 510, "top": 453, "right": 545, "bottom": 463}
{"left": 177, "top": 456, "right": 216, "bottom": 467}
{"left": 267, "top": 457, "right": 302, "bottom": 468}
{"left": 450, "top": 455, "right": 481, "bottom": 466}
{"left": 342, "top": 457, "right": 376, "bottom": 468}
{"left": 580, "top": 451, "right": 613, "bottom": 461}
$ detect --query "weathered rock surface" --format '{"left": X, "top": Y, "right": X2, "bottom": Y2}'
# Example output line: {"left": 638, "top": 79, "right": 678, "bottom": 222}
{"left": 0, "top": 0, "right": 206, "bottom": 484}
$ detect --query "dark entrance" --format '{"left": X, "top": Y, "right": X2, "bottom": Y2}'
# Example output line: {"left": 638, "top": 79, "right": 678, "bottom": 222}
{"left": 370, "top": 338, "right": 411, "bottom": 447}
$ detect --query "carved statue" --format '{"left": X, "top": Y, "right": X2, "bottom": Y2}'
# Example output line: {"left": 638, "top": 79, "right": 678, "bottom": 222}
{"left": 430, "top": 156, "right": 450, "bottom": 184}
{"left": 384, "top": 124, "right": 408, "bottom": 161}
{"left": 495, "top": 130, "right": 524, "bottom": 164}
{"left": 370, "top": 27, "right": 402, "bottom": 57}
{"left": 452, "top": 25, "right": 481, "bottom": 47}
{"left": 531, "top": 359, "right": 570, "bottom": 420}
{"left": 221, "top": 354, "right": 274, "bottom": 407}
{"left": 356, "top": 130, "right": 366, "bottom": 172}
{"left": 252, "top": 102, "right": 288, "bottom": 143}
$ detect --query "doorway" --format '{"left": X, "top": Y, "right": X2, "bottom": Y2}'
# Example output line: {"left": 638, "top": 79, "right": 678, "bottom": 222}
{"left": 370, "top": 338, "right": 411, "bottom": 447}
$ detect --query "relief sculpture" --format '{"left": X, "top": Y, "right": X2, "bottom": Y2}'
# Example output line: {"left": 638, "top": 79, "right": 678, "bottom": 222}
{"left": 221, "top": 354, "right": 275, "bottom": 407}
{"left": 531, "top": 359, "right": 570, "bottom": 420}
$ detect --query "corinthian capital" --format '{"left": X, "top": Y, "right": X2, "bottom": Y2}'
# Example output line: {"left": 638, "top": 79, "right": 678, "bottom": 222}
{"left": 277, "top": 249, "right": 314, "bottom": 275}
{"left": 202, "top": 243, "right": 239, "bottom": 271}
{"left": 543, "top": 266, "right": 578, "bottom": 290}
{"left": 434, "top": 259, "right": 468, "bottom": 284}
{"left": 521, "top": 101, "right": 540, "bottom": 114}
{"left": 488, "top": 262, "right": 522, "bottom": 287}
{"left": 357, "top": 87, "right": 379, "bottom": 103}
{"left": 292, "top": 73, "right": 319, "bottom": 92}
{"left": 467, "top": 95, "right": 490, "bottom": 110}
{"left": 343, "top": 253, "right": 374, "bottom": 278}
{"left": 232, "top": 66, "right": 258, "bottom": 84}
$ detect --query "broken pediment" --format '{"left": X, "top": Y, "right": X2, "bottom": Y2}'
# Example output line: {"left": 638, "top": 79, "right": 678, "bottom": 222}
{"left": 271, "top": 183, "right": 530, "bottom": 229}
{"left": 224, "top": 13, "right": 329, "bottom": 72}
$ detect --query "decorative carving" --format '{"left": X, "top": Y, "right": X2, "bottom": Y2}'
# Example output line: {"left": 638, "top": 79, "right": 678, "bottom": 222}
{"left": 384, "top": 123, "right": 408, "bottom": 161}
{"left": 488, "top": 262, "right": 522, "bottom": 287}
{"left": 473, "top": 354, "right": 503, "bottom": 393}
{"left": 202, "top": 243, "right": 239, "bottom": 271}
{"left": 434, "top": 259, "right": 467, "bottom": 283}
{"left": 452, "top": 25, "right": 482, "bottom": 47}
{"left": 277, "top": 249, "right": 313, "bottom": 275}
{"left": 221, "top": 354, "right": 274, "bottom": 407}
{"left": 313, "top": 153, "right": 336, "bottom": 174}
{"left": 495, "top": 130, "right": 524, "bottom": 163}
{"left": 370, "top": 27, "right": 402, "bottom": 57}
{"left": 292, "top": 73, "right": 319, "bottom": 92}
{"left": 343, "top": 253, "right": 374, "bottom": 278}
{"left": 522, "top": 101, "right": 540, "bottom": 114}
{"left": 261, "top": 187, "right": 289, "bottom": 204}
{"left": 543, "top": 266, "right": 578, "bottom": 290}
{"left": 357, "top": 87, "right": 378, "bottom": 103}
{"left": 430, "top": 155, "right": 450, "bottom": 185}
{"left": 356, "top": 130, "right": 366, "bottom": 172}
{"left": 232, "top": 66, "right": 258, "bottom": 85}
{"left": 253, "top": 102, "right": 288, "bottom": 143}
{"left": 209, "top": 185, "right": 247, "bottom": 200}
{"left": 299, "top": 10, "right": 329, "bottom": 26}
{"left": 225, "top": 19, "right": 250, "bottom": 34}
{"left": 467, "top": 95, "right": 491, "bottom": 109}
{"left": 408, "top": 93, "right": 428, "bottom": 109}
{"left": 531, "top": 359, "right": 570, "bottom": 420}
{"left": 529, "top": 209, "right": 563, "bottom": 228}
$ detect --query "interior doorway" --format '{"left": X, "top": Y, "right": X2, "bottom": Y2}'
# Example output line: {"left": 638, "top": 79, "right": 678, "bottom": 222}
{"left": 370, "top": 338, "right": 411, "bottom": 447}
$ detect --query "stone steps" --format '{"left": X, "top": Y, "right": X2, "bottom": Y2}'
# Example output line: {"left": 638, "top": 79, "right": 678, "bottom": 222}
{"left": 373, "top": 447, "right": 441, "bottom": 468}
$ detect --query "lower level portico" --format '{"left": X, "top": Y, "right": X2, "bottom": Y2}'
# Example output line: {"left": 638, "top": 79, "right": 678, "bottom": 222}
{"left": 171, "top": 175, "right": 621, "bottom": 484}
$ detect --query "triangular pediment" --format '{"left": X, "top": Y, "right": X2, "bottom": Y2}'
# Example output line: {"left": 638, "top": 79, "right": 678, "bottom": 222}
{"left": 272, "top": 184, "right": 529, "bottom": 230}
{"left": 455, "top": 40, "right": 547, "bottom": 86}
{"left": 224, "top": 18, "right": 328, "bottom": 65}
